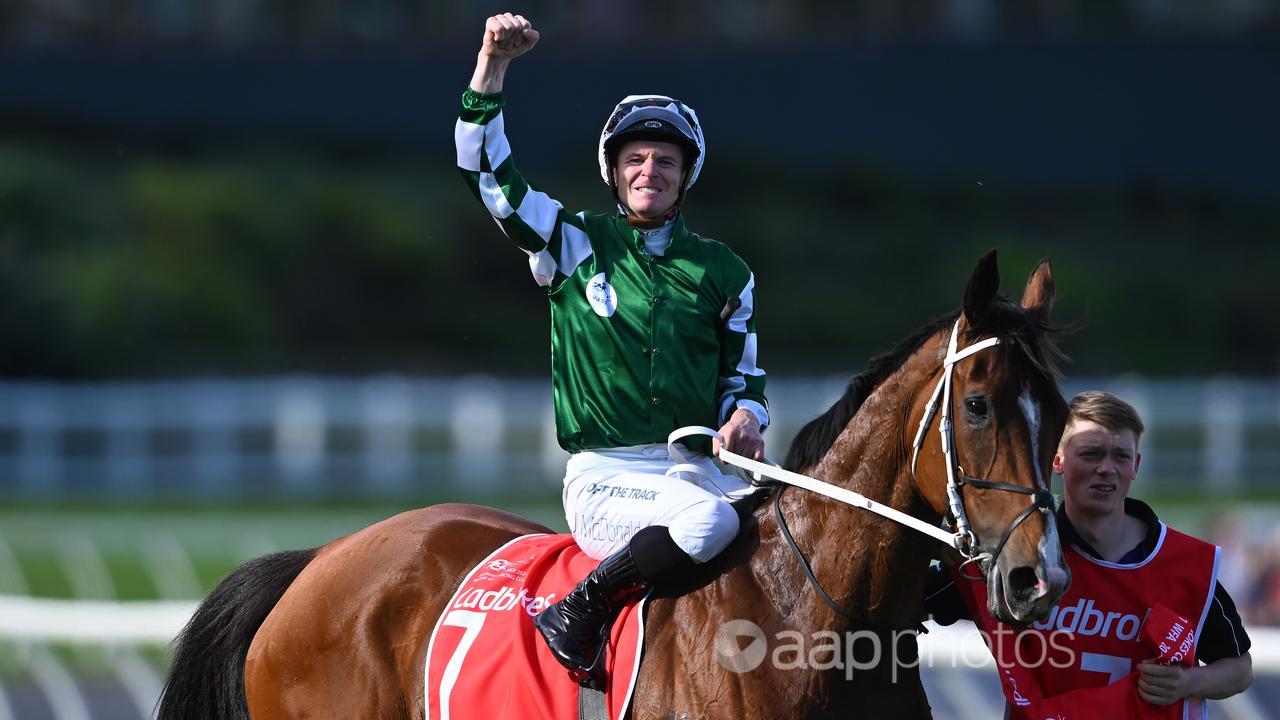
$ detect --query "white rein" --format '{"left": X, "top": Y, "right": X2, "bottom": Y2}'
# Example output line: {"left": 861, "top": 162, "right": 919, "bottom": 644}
{"left": 668, "top": 321, "right": 1002, "bottom": 558}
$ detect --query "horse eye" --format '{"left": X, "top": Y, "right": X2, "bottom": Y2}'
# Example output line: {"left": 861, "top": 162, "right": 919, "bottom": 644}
{"left": 964, "top": 397, "right": 989, "bottom": 417}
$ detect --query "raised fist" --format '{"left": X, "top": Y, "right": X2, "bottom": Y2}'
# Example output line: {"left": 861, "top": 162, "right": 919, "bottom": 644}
{"left": 481, "top": 13, "right": 539, "bottom": 60}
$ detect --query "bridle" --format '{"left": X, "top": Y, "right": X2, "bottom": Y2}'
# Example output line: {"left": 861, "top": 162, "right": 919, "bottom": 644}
{"left": 668, "top": 320, "right": 1055, "bottom": 622}
{"left": 908, "top": 320, "right": 1056, "bottom": 575}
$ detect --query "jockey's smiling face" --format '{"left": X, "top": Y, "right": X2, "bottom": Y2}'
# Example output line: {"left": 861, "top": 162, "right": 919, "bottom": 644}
{"left": 613, "top": 139, "right": 684, "bottom": 220}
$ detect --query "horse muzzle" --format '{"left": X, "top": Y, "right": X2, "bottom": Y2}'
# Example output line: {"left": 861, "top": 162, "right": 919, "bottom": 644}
{"left": 987, "top": 560, "right": 1070, "bottom": 625}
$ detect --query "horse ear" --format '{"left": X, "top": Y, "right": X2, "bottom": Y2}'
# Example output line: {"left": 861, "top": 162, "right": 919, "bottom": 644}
{"left": 962, "top": 249, "right": 1000, "bottom": 327}
{"left": 1021, "top": 258, "right": 1055, "bottom": 323}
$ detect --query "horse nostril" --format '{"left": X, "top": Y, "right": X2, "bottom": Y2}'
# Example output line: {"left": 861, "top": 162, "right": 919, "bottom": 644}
{"left": 1006, "top": 566, "right": 1041, "bottom": 601}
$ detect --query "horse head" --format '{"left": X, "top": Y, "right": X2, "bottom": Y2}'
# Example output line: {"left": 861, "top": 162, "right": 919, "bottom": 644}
{"left": 910, "top": 250, "right": 1071, "bottom": 624}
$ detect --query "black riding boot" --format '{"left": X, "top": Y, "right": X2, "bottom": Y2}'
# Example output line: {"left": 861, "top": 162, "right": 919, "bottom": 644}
{"left": 533, "top": 544, "right": 643, "bottom": 679}
{"left": 535, "top": 525, "right": 694, "bottom": 682}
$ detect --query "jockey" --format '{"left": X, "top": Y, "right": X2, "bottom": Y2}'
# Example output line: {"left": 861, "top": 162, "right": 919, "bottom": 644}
{"left": 457, "top": 14, "right": 769, "bottom": 681}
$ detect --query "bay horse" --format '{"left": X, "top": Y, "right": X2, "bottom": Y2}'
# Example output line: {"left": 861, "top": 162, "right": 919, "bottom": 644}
{"left": 158, "top": 251, "right": 1071, "bottom": 720}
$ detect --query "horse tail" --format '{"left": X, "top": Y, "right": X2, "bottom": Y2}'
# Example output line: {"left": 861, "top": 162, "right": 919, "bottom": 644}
{"left": 157, "top": 547, "right": 318, "bottom": 720}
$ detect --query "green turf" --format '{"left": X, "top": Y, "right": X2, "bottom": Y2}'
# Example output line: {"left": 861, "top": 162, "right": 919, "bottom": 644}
{"left": 0, "top": 495, "right": 1273, "bottom": 602}
{"left": 0, "top": 499, "right": 567, "bottom": 600}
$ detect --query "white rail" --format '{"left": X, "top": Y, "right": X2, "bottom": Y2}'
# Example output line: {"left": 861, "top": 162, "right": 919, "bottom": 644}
{"left": 3, "top": 594, "right": 1278, "bottom": 672}
{"left": 0, "top": 595, "right": 195, "bottom": 644}
{"left": 1, "top": 597, "right": 1276, "bottom": 720}
{"left": 0, "top": 375, "right": 1278, "bottom": 500}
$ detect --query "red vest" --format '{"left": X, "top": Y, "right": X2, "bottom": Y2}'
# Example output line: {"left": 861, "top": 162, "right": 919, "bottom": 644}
{"left": 952, "top": 523, "right": 1220, "bottom": 720}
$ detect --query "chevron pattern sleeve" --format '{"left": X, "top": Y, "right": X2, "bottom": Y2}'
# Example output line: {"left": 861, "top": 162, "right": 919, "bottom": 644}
{"left": 716, "top": 258, "right": 769, "bottom": 430}
{"left": 455, "top": 88, "right": 590, "bottom": 288}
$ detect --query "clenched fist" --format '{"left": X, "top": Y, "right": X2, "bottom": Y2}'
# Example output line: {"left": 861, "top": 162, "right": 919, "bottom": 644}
{"left": 480, "top": 13, "right": 539, "bottom": 61}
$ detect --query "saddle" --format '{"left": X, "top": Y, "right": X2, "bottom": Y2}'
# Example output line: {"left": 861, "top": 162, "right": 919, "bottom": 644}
{"left": 424, "top": 491, "right": 770, "bottom": 720}
{"left": 423, "top": 533, "right": 649, "bottom": 720}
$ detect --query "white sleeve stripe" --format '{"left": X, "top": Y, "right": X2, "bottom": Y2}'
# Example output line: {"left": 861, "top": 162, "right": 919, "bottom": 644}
{"left": 717, "top": 375, "right": 746, "bottom": 409}
{"left": 735, "top": 333, "right": 764, "bottom": 377}
{"left": 461, "top": 110, "right": 564, "bottom": 245}
{"left": 454, "top": 112, "right": 512, "bottom": 173}
{"left": 557, "top": 215, "right": 593, "bottom": 276}
{"left": 485, "top": 112, "right": 512, "bottom": 171}
{"left": 716, "top": 375, "right": 746, "bottom": 424}
{"left": 735, "top": 399, "right": 769, "bottom": 428}
{"left": 478, "top": 172, "right": 515, "bottom": 219}
{"left": 515, "top": 187, "right": 562, "bottom": 243}
{"left": 525, "top": 248, "right": 556, "bottom": 287}
{"left": 727, "top": 273, "right": 756, "bottom": 333}
{"left": 717, "top": 375, "right": 747, "bottom": 396}
{"left": 454, "top": 118, "right": 485, "bottom": 172}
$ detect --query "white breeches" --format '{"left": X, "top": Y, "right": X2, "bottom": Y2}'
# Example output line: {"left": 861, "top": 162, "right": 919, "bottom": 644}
{"left": 562, "top": 443, "right": 758, "bottom": 563}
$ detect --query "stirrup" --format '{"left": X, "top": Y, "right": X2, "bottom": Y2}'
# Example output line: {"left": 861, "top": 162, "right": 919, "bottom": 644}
{"left": 569, "top": 666, "right": 603, "bottom": 689}
{"left": 566, "top": 632, "right": 609, "bottom": 688}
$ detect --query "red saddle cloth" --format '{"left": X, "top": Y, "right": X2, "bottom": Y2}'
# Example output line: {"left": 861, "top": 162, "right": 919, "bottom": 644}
{"left": 424, "top": 534, "right": 648, "bottom": 720}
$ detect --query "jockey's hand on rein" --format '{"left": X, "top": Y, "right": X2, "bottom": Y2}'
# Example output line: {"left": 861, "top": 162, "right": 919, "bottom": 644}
{"left": 715, "top": 408, "right": 764, "bottom": 461}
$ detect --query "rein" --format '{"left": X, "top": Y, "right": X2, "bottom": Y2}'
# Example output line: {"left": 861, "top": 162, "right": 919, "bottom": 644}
{"left": 667, "top": 321, "right": 1054, "bottom": 621}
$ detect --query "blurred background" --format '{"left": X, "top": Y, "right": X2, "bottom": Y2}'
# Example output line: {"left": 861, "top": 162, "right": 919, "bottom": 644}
{"left": 1, "top": 0, "right": 1278, "bottom": 717}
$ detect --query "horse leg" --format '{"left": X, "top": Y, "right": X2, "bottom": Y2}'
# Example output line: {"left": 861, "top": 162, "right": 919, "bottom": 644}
{"left": 245, "top": 505, "right": 545, "bottom": 719}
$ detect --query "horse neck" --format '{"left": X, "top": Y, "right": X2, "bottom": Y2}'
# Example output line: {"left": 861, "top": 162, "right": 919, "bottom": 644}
{"left": 641, "top": 340, "right": 949, "bottom": 717}
{"left": 758, "top": 334, "right": 947, "bottom": 633}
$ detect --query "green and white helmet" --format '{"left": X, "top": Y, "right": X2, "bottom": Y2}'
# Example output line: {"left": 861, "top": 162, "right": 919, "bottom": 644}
{"left": 598, "top": 95, "right": 705, "bottom": 192}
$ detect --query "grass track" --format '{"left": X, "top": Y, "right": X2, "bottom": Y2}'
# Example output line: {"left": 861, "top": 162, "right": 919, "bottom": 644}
{"left": 1, "top": 494, "right": 1274, "bottom": 600}
{"left": 0, "top": 498, "right": 568, "bottom": 599}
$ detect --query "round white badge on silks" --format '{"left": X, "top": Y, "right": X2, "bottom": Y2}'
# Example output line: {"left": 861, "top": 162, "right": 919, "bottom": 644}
{"left": 586, "top": 272, "right": 618, "bottom": 317}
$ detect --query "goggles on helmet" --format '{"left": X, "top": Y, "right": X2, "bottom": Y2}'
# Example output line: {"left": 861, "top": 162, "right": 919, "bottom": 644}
{"left": 604, "top": 98, "right": 700, "bottom": 139}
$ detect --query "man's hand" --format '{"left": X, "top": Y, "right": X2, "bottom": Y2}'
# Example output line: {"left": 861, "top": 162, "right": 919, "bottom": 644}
{"left": 714, "top": 407, "right": 764, "bottom": 461}
{"left": 1137, "top": 661, "right": 1197, "bottom": 705}
{"left": 480, "top": 13, "right": 539, "bottom": 61}
{"left": 470, "top": 13, "right": 538, "bottom": 93}
{"left": 1139, "top": 653, "right": 1252, "bottom": 704}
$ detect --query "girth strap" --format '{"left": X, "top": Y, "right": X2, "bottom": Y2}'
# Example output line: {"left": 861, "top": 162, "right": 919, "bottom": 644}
{"left": 577, "top": 684, "right": 607, "bottom": 720}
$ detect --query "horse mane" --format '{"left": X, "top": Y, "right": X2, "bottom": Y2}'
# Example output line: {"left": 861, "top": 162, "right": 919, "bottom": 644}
{"left": 782, "top": 299, "right": 1066, "bottom": 472}
{"left": 781, "top": 311, "right": 959, "bottom": 472}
